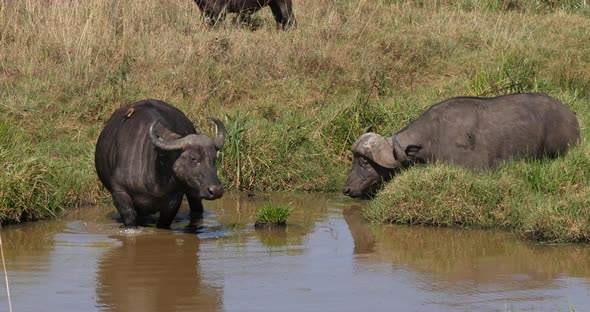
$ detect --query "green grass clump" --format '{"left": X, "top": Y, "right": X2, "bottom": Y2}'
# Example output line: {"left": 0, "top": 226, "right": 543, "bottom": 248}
{"left": 364, "top": 165, "right": 507, "bottom": 228}
{"left": 0, "top": 118, "right": 102, "bottom": 223}
{"left": 218, "top": 109, "right": 346, "bottom": 192}
{"left": 365, "top": 145, "right": 590, "bottom": 243}
{"left": 255, "top": 204, "right": 293, "bottom": 227}
{"left": 469, "top": 53, "right": 540, "bottom": 95}
{"left": 322, "top": 77, "right": 393, "bottom": 158}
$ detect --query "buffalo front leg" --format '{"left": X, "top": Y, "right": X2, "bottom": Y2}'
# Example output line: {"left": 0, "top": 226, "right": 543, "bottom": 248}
{"left": 203, "top": 13, "right": 216, "bottom": 28}
{"left": 269, "top": 0, "right": 295, "bottom": 30}
{"left": 203, "top": 6, "right": 227, "bottom": 28}
{"left": 112, "top": 191, "right": 137, "bottom": 227}
{"left": 157, "top": 196, "right": 183, "bottom": 229}
{"left": 236, "top": 12, "right": 254, "bottom": 28}
{"left": 186, "top": 190, "right": 204, "bottom": 228}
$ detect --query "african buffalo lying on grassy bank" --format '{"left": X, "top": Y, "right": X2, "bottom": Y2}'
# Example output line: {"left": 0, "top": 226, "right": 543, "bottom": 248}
{"left": 95, "top": 99, "right": 226, "bottom": 228}
{"left": 194, "top": 0, "right": 295, "bottom": 29}
{"left": 343, "top": 93, "right": 580, "bottom": 198}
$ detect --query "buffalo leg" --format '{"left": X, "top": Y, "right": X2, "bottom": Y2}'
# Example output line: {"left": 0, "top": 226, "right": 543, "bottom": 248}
{"left": 112, "top": 191, "right": 137, "bottom": 227}
{"left": 203, "top": 14, "right": 217, "bottom": 28}
{"left": 157, "top": 196, "right": 183, "bottom": 229}
{"left": 186, "top": 190, "right": 204, "bottom": 228}
{"left": 195, "top": 1, "right": 225, "bottom": 28}
{"left": 201, "top": 11, "right": 220, "bottom": 27}
{"left": 237, "top": 12, "right": 254, "bottom": 28}
{"left": 269, "top": 0, "right": 295, "bottom": 30}
{"left": 204, "top": 5, "right": 227, "bottom": 28}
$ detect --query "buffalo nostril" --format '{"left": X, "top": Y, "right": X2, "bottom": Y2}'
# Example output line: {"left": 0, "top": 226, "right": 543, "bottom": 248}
{"left": 343, "top": 187, "right": 350, "bottom": 195}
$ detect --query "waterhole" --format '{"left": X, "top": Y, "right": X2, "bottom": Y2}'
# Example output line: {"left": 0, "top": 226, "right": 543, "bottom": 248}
{"left": 0, "top": 193, "right": 589, "bottom": 311}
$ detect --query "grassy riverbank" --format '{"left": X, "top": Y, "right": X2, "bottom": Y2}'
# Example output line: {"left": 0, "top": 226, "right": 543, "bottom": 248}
{"left": 1, "top": 0, "right": 590, "bottom": 242}
{"left": 365, "top": 147, "right": 590, "bottom": 243}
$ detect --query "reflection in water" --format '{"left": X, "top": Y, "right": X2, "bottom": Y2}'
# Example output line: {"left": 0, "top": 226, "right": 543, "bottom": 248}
{"left": 0, "top": 218, "right": 117, "bottom": 312}
{"left": 343, "top": 209, "right": 590, "bottom": 310}
{"left": 206, "top": 193, "right": 320, "bottom": 252}
{"left": 368, "top": 224, "right": 590, "bottom": 281}
{"left": 255, "top": 228, "right": 289, "bottom": 248}
{"left": 1, "top": 220, "right": 65, "bottom": 272}
{"left": 342, "top": 206, "right": 375, "bottom": 255}
{"left": 1, "top": 193, "right": 590, "bottom": 312}
{"left": 96, "top": 232, "right": 221, "bottom": 312}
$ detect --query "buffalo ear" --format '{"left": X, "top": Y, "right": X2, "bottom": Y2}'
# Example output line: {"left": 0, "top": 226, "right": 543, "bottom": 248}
{"left": 405, "top": 145, "right": 422, "bottom": 160}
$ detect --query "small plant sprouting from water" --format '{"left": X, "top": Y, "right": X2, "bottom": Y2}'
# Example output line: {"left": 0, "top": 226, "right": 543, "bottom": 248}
{"left": 254, "top": 204, "right": 293, "bottom": 229}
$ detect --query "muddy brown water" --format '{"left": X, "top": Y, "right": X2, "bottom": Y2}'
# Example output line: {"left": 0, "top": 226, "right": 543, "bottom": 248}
{"left": 1, "top": 193, "right": 590, "bottom": 312}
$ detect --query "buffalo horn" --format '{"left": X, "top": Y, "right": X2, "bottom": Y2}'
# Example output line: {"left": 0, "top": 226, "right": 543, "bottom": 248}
{"left": 149, "top": 121, "right": 197, "bottom": 151}
{"left": 209, "top": 117, "right": 226, "bottom": 150}
{"left": 351, "top": 133, "right": 399, "bottom": 169}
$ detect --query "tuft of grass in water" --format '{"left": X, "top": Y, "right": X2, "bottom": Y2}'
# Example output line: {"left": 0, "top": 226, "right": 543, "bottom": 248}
{"left": 255, "top": 204, "right": 293, "bottom": 226}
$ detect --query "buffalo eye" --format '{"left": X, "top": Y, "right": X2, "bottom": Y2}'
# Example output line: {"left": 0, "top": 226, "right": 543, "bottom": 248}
{"left": 187, "top": 155, "right": 199, "bottom": 164}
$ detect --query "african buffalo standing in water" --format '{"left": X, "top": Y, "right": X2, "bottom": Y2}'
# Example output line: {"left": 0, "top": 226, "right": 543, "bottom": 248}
{"left": 343, "top": 93, "right": 580, "bottom": 198}
{"left": 194, "top": 0, "right": 295, "bottom": 29}
{"left": 95, "top": 99, "right": 226, "bottom": 228}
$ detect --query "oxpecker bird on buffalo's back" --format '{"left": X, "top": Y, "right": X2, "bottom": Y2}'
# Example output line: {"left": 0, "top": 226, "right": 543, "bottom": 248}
{"left": 95, "top": 99, "right": 226, "bottom": 228}
{"left": 343, "top": 93, "right": 580, "bottom": 198}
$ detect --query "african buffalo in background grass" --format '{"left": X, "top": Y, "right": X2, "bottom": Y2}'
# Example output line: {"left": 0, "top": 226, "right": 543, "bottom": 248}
{"left": 194, "top": 0, "right": 295, "bottom": 29}
{"left": 343, "top": 93, "right": 581, "bottom": 198}
{"left": 95, "top": 99, "right": 226, "bottom": 228}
